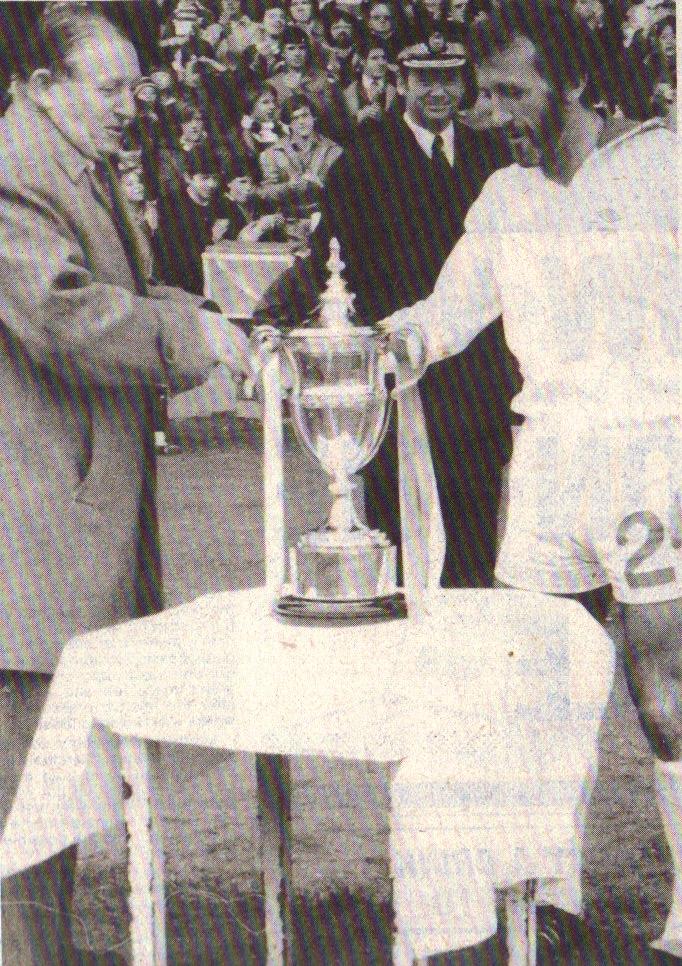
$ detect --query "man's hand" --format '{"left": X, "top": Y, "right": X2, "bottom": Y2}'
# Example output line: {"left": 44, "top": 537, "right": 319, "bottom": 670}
{"left": 378, "top": 319, "right": 427, "bottom": 391}
{"left": 238, "top": 213, "right": 285, "bottom": 241}
{"left": 212, "top": 218, "right": 231, "bottom": 243}
{"left": 249, "top": 324, "right": 282, "bottom": 377}
{"left": 250, "top": 324, "right": 297, "bottom": 390}
{"left": 357, "top": 104, "right": 382, "bottom": 123}
{"left": 196, "top": 310, "right": 251, "bottom": 377}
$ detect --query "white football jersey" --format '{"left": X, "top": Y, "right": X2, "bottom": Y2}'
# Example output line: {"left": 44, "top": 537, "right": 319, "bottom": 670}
{"left": 387, "top": 120, "right": 679, "bottom": 425}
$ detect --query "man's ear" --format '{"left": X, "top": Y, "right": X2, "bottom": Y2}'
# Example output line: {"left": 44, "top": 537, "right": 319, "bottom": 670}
{"left": 27, "top": 68, "right": 56, "bottom": 108}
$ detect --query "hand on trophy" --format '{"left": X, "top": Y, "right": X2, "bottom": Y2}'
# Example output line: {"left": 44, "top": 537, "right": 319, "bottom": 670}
{"left": 246, "top": 325, "right": 295, "bottom": 398}
{"left": 378, "top": 320, "right": 428, "bottom": 393}
{"left": 196, "top": 309, "right": 252, "bottom": 377}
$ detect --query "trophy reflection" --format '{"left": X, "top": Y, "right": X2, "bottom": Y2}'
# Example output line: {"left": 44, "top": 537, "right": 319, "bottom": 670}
{"left": 269, "top": 239, "right": 425, "bottom": 622}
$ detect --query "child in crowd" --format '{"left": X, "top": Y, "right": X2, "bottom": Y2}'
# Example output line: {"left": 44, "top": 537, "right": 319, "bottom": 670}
{"left": 259, "top": 93, "right": 343, "bottom": 215}
{"left": 153, "top": 147, "right": 225, "bottom": 293}
{"left": 228, "top": 83, "right": 288, "bottom": 171}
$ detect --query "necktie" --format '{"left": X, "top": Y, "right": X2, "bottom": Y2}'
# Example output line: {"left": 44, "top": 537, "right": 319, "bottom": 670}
{"left": 431, "top": 132, "right": 452, "bottom": 184}
{"left": 92, "top": 158, "right": 149, "bottom": 297}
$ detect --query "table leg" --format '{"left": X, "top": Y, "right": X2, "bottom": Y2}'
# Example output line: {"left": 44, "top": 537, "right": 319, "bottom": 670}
{"left": 505, "top": 880, "right": 537, "bottom": 966}
{"left": 256, "top": 753, "right": 293, "bottom": 965}
{"left": 121, "top": 736, "right": 167, "bottom": 966}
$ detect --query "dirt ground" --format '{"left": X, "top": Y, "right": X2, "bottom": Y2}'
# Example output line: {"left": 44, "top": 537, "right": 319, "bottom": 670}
{"left": 73, "top": 416, "right": 673, "bottom": 964}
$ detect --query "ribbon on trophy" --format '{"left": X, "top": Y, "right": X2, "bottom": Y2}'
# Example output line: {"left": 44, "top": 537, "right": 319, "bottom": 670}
{"left": 396, "top": 384, "right": 446, "bottom": 618}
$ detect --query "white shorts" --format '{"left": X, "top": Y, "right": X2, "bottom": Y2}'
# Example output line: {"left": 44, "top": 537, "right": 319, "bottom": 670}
{"left": 495, "top": 417, "right": 682, "bottom": 605}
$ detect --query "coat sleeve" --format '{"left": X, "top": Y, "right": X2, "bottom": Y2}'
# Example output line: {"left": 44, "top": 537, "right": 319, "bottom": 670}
{"left": 0, "top": 181, "right": 217, "bottom": 393}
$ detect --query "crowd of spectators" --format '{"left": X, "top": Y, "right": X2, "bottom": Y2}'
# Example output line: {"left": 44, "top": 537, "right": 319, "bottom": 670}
{"left": 16, "top": 0, "right": 672, "bottom": 295}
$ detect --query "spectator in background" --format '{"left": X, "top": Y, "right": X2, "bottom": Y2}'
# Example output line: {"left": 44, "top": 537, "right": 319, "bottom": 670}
{"left": 118, "top": 161, "right": 160, "bottom": 240}
{"left": 268, "top": 25, "right": 323, "bottom": 98}
{"left": 158, "top": 100, "right": 209, "bottom": 189}
{"left": 150, "top": 68, "right": 182, "bottom": 118}
{"left": 251, "top": 2, "right": 288, "bottom": 77}
{"left": 409, "top": 0, "right": 450, "bottom": 42}
{"left": 286, "top": 0, "right": 329, "bottom": 70}
{"left": 268, "top": 26, "right": 345, "bottom": 136}
{"left": 648, "top": 6, "right": 676, "bottom": 128}
{"left": 446, "top": 0, "right": 470, "bottom": 26}
{"left": 228, "top": 82, "right": 287, "bottom": 170}
{"left": 343, "top": 37, "right": 398, "bottom": 126}
{"left": 321, "top": 4, "right": 361, "bottom": 84}
{"left": 572, "top": 0, "right": 631, "bottom": 114}
{"left": 159, "top": 0, "right": 210, "bottom": 44}
{"left": 213, "top": 160, "right": 289, "bottom": 240}
{"left": 160, "top": 0, "right": 226, "bottom": 85}
{"left": 287, "top": 0, "right": 326, "bottom": 42}
{"left": 259, "top": 92, "right": 343, "bottom": 215}
{"left": 203, "top": 0, "right": 259, "bottom": 69}
{"left": 365, "top": 0, "right": 407, "bottom": 60}
{"left": 154, "top": 146, "right": 225, "bottom": 293}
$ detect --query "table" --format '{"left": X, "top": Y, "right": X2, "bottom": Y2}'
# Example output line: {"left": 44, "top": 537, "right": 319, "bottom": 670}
{"left": 0, "top": 588, "right": 614, "bottom": 964}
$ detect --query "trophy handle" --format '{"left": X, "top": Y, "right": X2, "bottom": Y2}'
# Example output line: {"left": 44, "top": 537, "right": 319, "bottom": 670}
{"left": 384, "top": 323, "right": 428, "bottom": 395}
{"left": 279, "top": 340, "right": 301, "bottom": 397}
{"left": 280, "top": 340, "right": 320, "bottom": 464}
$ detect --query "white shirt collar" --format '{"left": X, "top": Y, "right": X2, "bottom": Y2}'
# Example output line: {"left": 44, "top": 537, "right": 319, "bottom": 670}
{"left": 403, "top": 113, "right": 455, "bottom": 166}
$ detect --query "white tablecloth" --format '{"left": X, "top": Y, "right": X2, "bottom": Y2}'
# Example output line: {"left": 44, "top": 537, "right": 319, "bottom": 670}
{"left": 0, "top": 588, "right": 614, "bottom": 958}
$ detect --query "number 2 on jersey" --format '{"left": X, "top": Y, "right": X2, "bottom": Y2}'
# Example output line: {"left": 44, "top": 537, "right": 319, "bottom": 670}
{"left": 616, "top": 511, "right": 679, "bottom": 590}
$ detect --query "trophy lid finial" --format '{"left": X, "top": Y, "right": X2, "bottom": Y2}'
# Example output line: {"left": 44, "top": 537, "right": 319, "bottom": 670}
{"left": 319, "top": 238, "right": 355, "bottom": 330}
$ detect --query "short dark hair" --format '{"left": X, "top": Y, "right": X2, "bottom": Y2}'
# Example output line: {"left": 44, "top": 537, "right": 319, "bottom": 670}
{"left": 468, "top": 0, "right": 587, "bottom": 93}
{"left": 320, "top": 3, "right": 357, "bottom": 42}
{"left": 355, "top": 34, "right": 390, "bottom": 62}
{"left": 280, "top": 91, "right": 317, "bottom": 124}
{"left": 280, "top": 26, "right": 312, "bottom": 50}
{"left": 287, "top": 0, "right": 320, "bottom": 12}
{"left": 12, "top": 2, "right": 131, "bottom": 82}
{"left": 178, "top": 100, "right": 205, "bottom": 123}
{"left": 182, "top": 143, "right": 222, "bottom": 180}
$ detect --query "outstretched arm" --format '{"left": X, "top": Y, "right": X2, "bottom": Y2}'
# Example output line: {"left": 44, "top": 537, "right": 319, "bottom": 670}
{"left": 380, "top": 228, "right": 502, "bottom": 363}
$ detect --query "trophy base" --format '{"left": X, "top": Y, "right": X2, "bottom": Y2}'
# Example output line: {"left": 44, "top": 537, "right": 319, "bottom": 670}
{"left": 291, "top": 528, "right": 397, "bottom": 601}
{"left": 273, "top": 591, "right": 407, "bottom": 626}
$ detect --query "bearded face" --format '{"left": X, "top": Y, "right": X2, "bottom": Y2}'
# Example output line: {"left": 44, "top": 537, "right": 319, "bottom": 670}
{"left": 475, "top": 36, "right": 569, "bottom": 172}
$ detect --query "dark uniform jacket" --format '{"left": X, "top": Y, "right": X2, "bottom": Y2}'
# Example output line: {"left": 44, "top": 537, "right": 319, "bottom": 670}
{"left": 256, "top": 113, "right": 521, "bottom": 586}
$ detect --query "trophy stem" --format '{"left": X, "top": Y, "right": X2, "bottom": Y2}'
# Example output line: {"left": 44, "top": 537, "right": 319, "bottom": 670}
{"left": 328, "top": 474, "right": 363, "bottom": 532}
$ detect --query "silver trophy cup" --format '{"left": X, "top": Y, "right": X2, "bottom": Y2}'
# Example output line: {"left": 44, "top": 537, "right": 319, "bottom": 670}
{"left": 270, "top": 239, "right": 426, "bottom": 622}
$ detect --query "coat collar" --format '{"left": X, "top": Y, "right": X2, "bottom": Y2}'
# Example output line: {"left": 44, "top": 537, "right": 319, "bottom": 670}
{"left": 6, "top": 95, "right": 98, "bottom": 186}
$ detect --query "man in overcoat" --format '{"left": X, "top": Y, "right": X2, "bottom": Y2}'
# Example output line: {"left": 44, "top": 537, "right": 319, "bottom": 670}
{"left": 0, "top": 6, "right": 249, "bottom": 963}
{"left": 255, "top": 37, "right": 520, "bottom": 589}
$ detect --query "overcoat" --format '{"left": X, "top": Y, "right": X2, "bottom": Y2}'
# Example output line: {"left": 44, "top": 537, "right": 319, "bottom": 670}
{"left": 0, "top": 96, "right": 217, "bottom": 672}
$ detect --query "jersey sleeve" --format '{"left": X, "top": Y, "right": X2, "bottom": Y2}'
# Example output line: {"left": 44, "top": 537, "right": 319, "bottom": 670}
{"left": 380, "top": 181, "right": 502, "bottom": 362}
